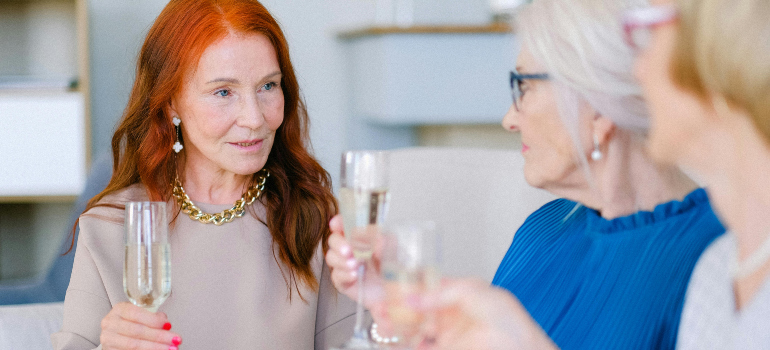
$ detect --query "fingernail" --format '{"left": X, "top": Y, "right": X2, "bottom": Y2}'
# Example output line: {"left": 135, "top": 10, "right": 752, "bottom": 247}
{"left": 172, "top": 336, "right": 182, "bottom": 346}
{"left": 340, "top": 244, "right": 351, "bottom": 256}
{"left": 346, "top": 258, "right": 357, "bottom": 268}
{"left": 163, "top": 322, "right": 172, "bottom": 330}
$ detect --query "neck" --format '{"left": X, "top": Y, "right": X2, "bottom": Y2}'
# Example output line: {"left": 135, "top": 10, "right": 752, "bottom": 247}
{"left": 709, "top": 160, "right": 770, "bottom": 260}
{"left": 703, "top": 121, "right": 770, "bottom": 258}
{"left": 178, "top": 156, "right": 252, "bottom": 205}
{"left": 696, "top": 116, "right": 770, "bottom": 308}
{"left": 550, "top": 131, "right": 698, "bottom": 220}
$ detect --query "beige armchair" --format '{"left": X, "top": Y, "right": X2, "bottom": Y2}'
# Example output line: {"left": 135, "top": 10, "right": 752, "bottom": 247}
{"left": 387, "top": 147, "right": 557, "bottom": 282}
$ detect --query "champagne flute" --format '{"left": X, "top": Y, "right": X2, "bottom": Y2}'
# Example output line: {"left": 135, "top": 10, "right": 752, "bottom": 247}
{"left": 380, "top": 221, "right": 441, "bottom": 349}
{"left": 334, "top": 150, "right": 390, "bottom": 350}
{"left": 124, "top": 201, "right": 171, "bottom": 313}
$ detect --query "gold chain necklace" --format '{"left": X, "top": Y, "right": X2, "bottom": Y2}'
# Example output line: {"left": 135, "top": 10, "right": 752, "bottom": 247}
{"left": 171, "top": 169, "right": 270, "bottom": 225}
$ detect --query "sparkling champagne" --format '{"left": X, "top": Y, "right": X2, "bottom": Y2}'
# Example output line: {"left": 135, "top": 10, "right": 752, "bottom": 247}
{"left": 339, "top": 187, "right": 390, "bottom": 261}
{"left": 123, "top": 243, "right": 171, "bottom": 312}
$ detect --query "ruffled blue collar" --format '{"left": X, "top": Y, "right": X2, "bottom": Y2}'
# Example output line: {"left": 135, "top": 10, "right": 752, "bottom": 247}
{"left": 585, "top": 188, "right": 709, "bottom": 234}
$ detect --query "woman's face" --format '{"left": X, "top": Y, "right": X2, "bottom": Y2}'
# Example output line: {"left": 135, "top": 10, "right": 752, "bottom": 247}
{"left": 501, "top": 46, "right": 590, "bottom": 190}
{"left": 170, "top": 32, "right": 284, "bottom": 177}
{"left": 633, "top": 0, "right": 712, "bottom": 167}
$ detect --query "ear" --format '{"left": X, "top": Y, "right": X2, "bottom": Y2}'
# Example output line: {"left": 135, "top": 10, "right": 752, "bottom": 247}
{"left": 592, "top": 113, "right": 616, "bottom": 145}
{"left": 166, "top": 99, "right": 179, "bottom": 122}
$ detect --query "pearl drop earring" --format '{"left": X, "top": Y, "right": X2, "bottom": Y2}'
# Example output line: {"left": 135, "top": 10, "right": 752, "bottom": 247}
{"left": 591, "top": 134, "right": 603, "bottom": 161}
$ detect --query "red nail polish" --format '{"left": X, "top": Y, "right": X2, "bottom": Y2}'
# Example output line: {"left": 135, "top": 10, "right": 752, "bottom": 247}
{"left": 163, "top": 322, "right": 172, "bottom": 330}
{"left": 172, "top": 336, "right": 182, "bottom": 346}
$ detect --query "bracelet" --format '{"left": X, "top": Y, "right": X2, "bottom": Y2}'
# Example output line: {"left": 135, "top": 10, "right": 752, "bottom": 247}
{"left": 369, "top": 322, "right": 400, "bottom": 345}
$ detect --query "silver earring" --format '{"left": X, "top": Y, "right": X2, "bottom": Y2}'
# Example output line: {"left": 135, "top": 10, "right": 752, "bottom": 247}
{"left": 591, "top": 134, "right": 603, "bottom": 161}
{"left": 172, "top": 116, "right": 184, "bottom": 153}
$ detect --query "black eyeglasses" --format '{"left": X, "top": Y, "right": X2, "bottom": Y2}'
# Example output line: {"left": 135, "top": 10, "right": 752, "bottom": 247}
{"left": 510, "top": 70, "right": 549, "bottom": 111}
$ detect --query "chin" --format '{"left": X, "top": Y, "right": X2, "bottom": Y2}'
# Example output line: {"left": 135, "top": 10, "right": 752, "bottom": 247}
{"left": 228, "top": 159, "right": 269, "bottom": 176}
{"left": 522, "top": 166, "right": 547, "bottom": 190}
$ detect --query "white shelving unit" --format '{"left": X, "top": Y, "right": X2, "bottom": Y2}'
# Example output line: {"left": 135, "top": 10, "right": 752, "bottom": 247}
{"left": 0, "top": 92, "right": 87, "bottom": 198}
{"left": 0, "top": 0, "right": 89, "bottom": 280}
{"left": 0, "top": 0, "right": 89, "bottom": 201}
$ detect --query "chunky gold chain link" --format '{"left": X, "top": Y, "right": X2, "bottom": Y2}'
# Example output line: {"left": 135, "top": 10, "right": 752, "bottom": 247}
{"left": 171, "top": 169, "right": 269, "bottom": 225}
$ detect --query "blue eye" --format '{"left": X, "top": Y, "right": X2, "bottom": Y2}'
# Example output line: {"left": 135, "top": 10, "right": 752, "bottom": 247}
{"left": 215, "top": 89, "right": 230, "bottom": 97}
{"left": 263, "top": 82, "right": 277, "bottom": 91}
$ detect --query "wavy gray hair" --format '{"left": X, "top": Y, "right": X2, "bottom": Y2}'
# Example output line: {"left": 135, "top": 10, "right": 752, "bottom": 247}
{"left": 515, "top": 0, "right": 650, "bottom": 149}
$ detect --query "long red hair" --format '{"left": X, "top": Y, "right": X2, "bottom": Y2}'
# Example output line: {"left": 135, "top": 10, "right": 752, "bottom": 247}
{"left": 77, "top": 0, "right": 337, "bottom": 295}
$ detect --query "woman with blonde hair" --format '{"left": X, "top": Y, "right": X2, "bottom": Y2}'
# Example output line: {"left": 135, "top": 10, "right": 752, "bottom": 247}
{"left": 627, "top": 0, "right": 770, "bottom": 347}
{"left": 325, "top": 0, "right": 724, "bottom": 348}
{"left": 51, "top": 1, "right": 353, "bottom": 349}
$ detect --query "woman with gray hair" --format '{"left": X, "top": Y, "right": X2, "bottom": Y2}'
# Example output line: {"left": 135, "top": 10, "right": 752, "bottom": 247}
{"left": 324, "top": 0, "right": 724, "bottom": 349}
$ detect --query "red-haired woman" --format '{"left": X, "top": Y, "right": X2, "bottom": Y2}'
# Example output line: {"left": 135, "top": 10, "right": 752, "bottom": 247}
{"left": 51, "top": 1, "right": 353, "bottom": 349}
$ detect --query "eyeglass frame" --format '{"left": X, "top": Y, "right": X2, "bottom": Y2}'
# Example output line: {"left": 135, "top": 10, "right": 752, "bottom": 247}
{"left": 622, "top": 3, "right": 679, "bottom": 50}
{"left": 510, "top": 70, "right": 549, "bottom": 112}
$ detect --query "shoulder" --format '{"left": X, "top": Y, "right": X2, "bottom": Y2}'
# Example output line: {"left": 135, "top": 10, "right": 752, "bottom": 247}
{"left": 526, "top": 198, "right": 583, "bottom": 222}
{"left": 505, "top": 198, "right": 587, "bottom": 256}
{"left": 518, "top": 198, "right": 586, "bottom": 236}
{"left": 492, "top": 199, "right": 587, "bottom": 286}
{"left": 81, "top": 184, "right": 148, "bottom": 221}
{"left": 79, "top": 184, "right": 149, "bottom": 240}
{"left": 95, "top": 183, "right": 149, "bottom": 208}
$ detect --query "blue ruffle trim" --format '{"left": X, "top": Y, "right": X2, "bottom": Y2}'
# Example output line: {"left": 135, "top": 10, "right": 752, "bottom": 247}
{"left": 585, "top": 188, "right": 709, "bottom": 233}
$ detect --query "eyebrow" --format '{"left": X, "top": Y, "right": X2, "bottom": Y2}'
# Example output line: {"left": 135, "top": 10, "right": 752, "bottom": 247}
{"left": 205, "top": 71, "right": 282, "bottom": 85}
{"left": 206, "top": 78, "right": 239, "bottom": 84}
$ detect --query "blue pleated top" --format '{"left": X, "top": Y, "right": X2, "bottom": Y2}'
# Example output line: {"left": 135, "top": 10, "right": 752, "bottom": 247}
{"left": 492, "top": 188, "right": 724, "bottom": 350}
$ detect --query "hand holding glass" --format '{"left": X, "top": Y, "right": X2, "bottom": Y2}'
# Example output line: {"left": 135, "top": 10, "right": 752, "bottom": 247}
{"left": 124, "top": 201, "right": 171, "bottom": 313}
{"left": 333, "top": 151, "right": 390, "bottom": 350}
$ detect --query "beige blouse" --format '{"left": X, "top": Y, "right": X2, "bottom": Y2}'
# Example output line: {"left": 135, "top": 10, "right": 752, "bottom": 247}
{"left": 51, "top": 184, "right": 356, "bottom": 350}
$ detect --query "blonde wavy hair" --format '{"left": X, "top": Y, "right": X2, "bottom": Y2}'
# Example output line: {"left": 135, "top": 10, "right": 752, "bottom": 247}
{"left": 672, "top": 0, "right": 770, "bottom": 142}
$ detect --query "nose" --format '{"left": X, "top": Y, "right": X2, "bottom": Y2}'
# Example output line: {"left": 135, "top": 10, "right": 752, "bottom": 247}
{"left": 501, "top": 104, "right": 520, "bottom": 132}
{"left": 238, "top": 94, "right": 266, "bottom": 130}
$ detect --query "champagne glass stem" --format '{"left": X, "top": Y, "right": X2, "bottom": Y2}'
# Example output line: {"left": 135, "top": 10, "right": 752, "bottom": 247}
{"left": 353, "top": 262, "right": 368, "bottom": 340}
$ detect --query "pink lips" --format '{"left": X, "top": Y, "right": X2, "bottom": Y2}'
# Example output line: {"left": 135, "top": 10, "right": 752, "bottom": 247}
{"left": 230, "top": 139, "right": 263, "bottom": 152}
